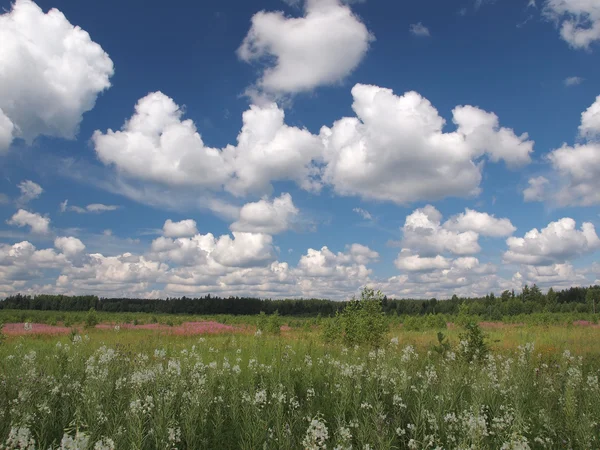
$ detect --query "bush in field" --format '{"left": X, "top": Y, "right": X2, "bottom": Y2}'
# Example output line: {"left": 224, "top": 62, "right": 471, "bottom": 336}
{"left": 256, "top": 311, "right": 268, "bottom": 333}
{"left": 431, "top": 331, "right": 451, "bottom": 357}
{"left": 322, "top": 313, "right": 342, "bottom": 344}
{"left": 340, "top": 287, "right": 388, "bottom": 348}
{"left": 84, "top": 308, "right": 98, "bottom": 328}
{"left": 458, "top": 322, "right": 489, "bottom": 362}
{"left": 0, "top": 322, "right": 5, "bottom": 345}
{"left": 266, "top": 310, "right": 282, "bottom": 335}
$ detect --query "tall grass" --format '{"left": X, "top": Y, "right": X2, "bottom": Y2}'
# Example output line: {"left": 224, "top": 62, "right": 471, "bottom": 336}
{"left": 1, "top": 328, "right": 599, "bottom": 449}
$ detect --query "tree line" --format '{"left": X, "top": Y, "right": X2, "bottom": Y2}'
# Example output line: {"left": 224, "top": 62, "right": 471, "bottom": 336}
{"left": 1, "top": 284, "right": 599, "bottom": 317}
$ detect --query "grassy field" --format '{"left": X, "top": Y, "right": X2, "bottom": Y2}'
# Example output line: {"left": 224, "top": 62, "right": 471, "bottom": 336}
{"left": 1, "top": 313, "right": 600, "bottom": 449}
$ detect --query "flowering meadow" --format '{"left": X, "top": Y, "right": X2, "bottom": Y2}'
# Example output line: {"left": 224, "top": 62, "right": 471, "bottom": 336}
{"left": 1, "top": 323, "right": 600, "bottom": 450}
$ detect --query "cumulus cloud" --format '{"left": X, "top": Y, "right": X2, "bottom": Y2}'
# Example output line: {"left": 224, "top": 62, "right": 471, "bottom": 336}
{"left": 579, "top": 94, "right": 600, "bottom": 139}
{"left": 238, "top": 0, "right": 372, "bottom": 95}
{"left": 0, "top": 0, "right": 114, "bottom": 151}
{"left": 504, "top": 218, "right": 600, "bottom": 265}
{"left": 7, "top": 209, "right": 50, "bottom": 234}
{"left": 540, "top": 96, "right": 600, "bottom": 206}
{"left": 151, "top": 231, "right": 275, "bottom": 269}
{"left": 409, "top": 22, "right": 430, "bottom": 37}
{"left": 395, "top": 250, "right": 450, "bottom": 272}
{"left": 517, "top": 263, "right": 587, "bottom": 289}
{"left": 401, "top": 205, "right": 481, "bottom": 256}
{"left": 523, "top": 176, "right": 549, "bottom": 202}
{"left": 320, "top": 84, "right": 533, "bottom": 204}
{"left": 54, "top": 236, "right": 85, "bottom": 257}
{"left": 94, "top": 93, "right": 322, "bottom": 198}
{"left": 223, "top": 103, "right": 323, "bottom": 196}
{"left": 544, "top": 0, "right": 600, "bottom": 49}
{"left": 162, "top": 219, "right": 198, "bottom": 238}
{"left": 443, "top": 208, "right": 516, "bottom": 237}
{"left": 230, "top": 193, "right": 298, "bottom": 234}
{"left": 93, "top": 92, "right": 231, "bottom": 188}
{"left": 17, "top": 180, "right": 43, "bottom": 204}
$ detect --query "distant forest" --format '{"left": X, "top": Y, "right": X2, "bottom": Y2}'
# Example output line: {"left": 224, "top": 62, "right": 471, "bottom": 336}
{"left": 2, "top": 284, "right": 600, "bottom": 317}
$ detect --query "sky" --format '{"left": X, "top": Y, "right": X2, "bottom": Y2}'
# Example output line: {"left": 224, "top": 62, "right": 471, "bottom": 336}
{"left": 0, "top": 0, "right": 599, "bottom": 300}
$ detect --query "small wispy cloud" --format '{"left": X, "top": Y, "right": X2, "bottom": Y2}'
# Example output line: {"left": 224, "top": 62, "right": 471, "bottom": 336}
{"left": 409, "top": 22, "right": 431, "bottom": 37}
{"left": 17, "top": 180, "right": 43, "bottom": 205}
{"left": 564, "top": 76, "right": 584, "bottom": 87}
{"left": 60, "top": 199, "right": 120, "bottom": 214}
{"left": 353, "top": 208, "right": 373, "bottom": 221}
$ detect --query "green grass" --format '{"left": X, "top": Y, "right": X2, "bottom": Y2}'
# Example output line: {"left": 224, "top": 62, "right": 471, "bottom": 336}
{"left": 1, "top": 320, "right": 600, "bottom": 449}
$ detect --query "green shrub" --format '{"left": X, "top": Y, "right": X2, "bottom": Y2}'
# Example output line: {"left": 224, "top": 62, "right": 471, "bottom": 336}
{"left": 340, "top": 287, "right": 388, "bottom": 348}
{"left": 85, "top": 308, "right": 99, "bottom": 329}
{"left": 458, "top": 322, "right": 489, "bottom": 363}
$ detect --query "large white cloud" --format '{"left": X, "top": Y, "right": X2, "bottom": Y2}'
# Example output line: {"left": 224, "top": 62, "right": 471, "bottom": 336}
{"left": 6, "top": 209, "right": 50, "bottom": 234}
{"left": 320, "top": 84, "right": 533, "bottom": 204}
{"left": 534, "top": 95, "right": 600, "bottom": 206}
{"left": 395, "top": 250, "right": 451, "bottom": 272}
{"left": 504, "top": 218, "right": 600, "bottom": 265}
{"left": 54, "top": 237, "right": 86, "bottom": 257}
{"left": 238, "top": 0, "right": 372, "bottom": 95}
{"left": 544, "top": 0, "right": 600, "bottom": 49}
{"left": 223, "top": 103, "right": 323, "bottom": 196}
{"left": 230, "top": 193, "right": 298, "bottom": 234}
{"left": 443, "top": 208, "right": 516, "bottom": 237}
{"left": 401, "top": 205, "right": 481, "bottom": 256}
{"left": 93, "top": 92, "right": 231, "bottom": 188}
{"left": 162, "top": 219, "right": 198, "bottom": 238}
{"left": 0, "top": 0, "right": 113, "bottom": 151}
{"left": 93, "top": 93, "right": 323, "bottom": 198}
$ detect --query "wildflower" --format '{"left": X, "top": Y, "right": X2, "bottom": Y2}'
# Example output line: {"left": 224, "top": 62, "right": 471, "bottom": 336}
{"left": 93, "top": 438, "right": 115, "bottom": 450}
{"left": 302, "top": 415, "right": 329, "bottom": 450}
{"left": 2, "top": 426, "right": 36, "bottom": 450}
{"left": 58, "top": 431, "right": 89, "bottom": 450}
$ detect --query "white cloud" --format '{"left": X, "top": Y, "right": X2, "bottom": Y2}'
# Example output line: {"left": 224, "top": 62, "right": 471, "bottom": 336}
{"left": 230, "top": 193, "right": 298, "bottom": 234}
{"left": 93, "top": 93, "right": 322, "bottom": 198}
{"left": 523, "top": 176, "right": 549, "bottom": 202}
{"left": 54, "top": 236, "right": 85, "bottom": 257}
{"left": 223, "top": 103, "right": 323, "bottom": 196}
{"left": 565, "top": 76, "right": 584, "bottom": 86}
{"left": 395, "top": 250, "right": 450, "bottom": 272}
{"left": 542, "top": 96, "right": 600, "bottom": 206}
{"left": 86, "top": 204, "right": 119, "bottom": 213}
{"left": 0, "top": 0, "right": 113, "bottom": 151}
{"left": 409, "top": 22, "right": 430, "bottom": 37}
{"left": 504, "top": 218, "right": 600, "bottom": 265}
{"left": 401, "top": 205, "right": 481, "bottom": 256}
{"left": 17, "top": 180, "right": 43, "bottom": 204}
{"left": 151, "top": 230, "right": 275, "bottom": 269}
{"left": 93, "top": 92, "right": 231, "bottom": 188}
{"left": 61, "top": 200, "right": 120, "bottom": 214}
{"left": 0, "top": 109, "right": 14, "bottom": 152}
{"left": 320, "top": 84, "right": 533, "bottom": 204}
{"left": 162, "top": 219, "right": 198, "bottom": 238}
{"left": 443, "top": 208, "right": 516, "bottom": 237}
{"left": 353, "top": 207, "right": 372, "bottom": 220}
{"left": 544, "top": 0, "right": 600, "bottom": 49}
{"left": 518, "top": 263, "right": 587, "bottom": 289}
{"left": 212, "top": 232, "right": 275, "bottom": 268}
{"left": 7, "top": 209, "right": 50, "bottom": 234}
{"left": 579, "top": 95, "right": 600, "bottom": 139}
{"left": 238, "top": 0, "right": 373, "bottom": 95}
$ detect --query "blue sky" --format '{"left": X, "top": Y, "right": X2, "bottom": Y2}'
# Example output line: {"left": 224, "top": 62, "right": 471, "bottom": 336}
{"left": 0, "top": 0, "right": 599, "bottom": 299}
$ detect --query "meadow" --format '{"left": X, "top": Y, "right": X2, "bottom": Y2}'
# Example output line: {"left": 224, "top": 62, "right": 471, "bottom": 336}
{"left": 1, "top": 308, "right": 600, "bottom": 449}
